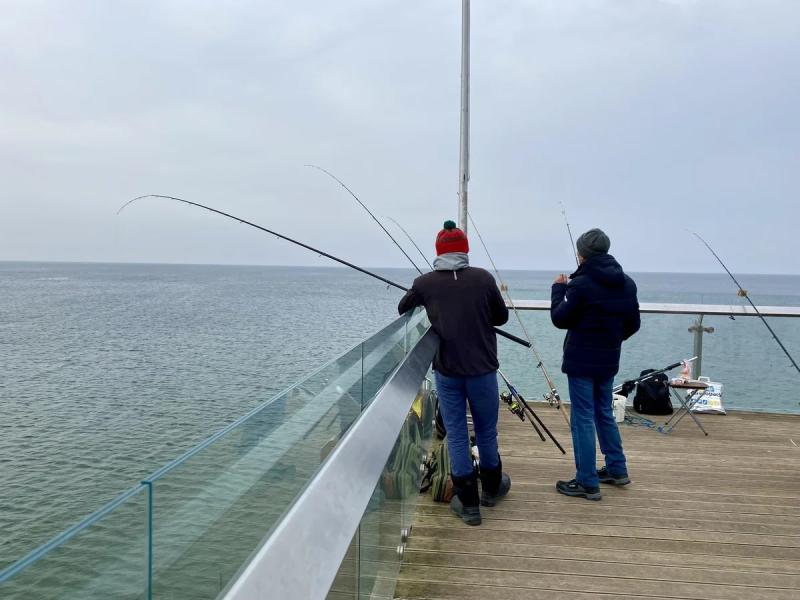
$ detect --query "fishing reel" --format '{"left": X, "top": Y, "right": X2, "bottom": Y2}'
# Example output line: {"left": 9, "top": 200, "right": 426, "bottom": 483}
{"left": 544, "top": 389, "right": 562, "bottom": 408}
{"left": 501, "top": 391, "right": 525, "bottom": 421}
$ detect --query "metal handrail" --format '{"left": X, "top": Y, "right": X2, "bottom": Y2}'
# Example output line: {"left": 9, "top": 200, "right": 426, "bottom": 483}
{"left": 508, "top": 299, "right": 800, "bottom": 317}
{"left": 219, "top": 328, "right": 439, "bottom": 600}
{"left": 507, "top": 299, "right": 800, "bottom": 382}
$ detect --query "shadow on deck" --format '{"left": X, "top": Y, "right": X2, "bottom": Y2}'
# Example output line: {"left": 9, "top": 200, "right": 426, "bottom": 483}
{"left": 395, "top": 406, "right": 800, "bottom": 600}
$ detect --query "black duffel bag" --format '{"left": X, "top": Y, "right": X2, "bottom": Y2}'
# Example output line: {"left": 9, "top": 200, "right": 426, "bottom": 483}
{"left": 633, "top": 369, "right": 674, "bottom": 415}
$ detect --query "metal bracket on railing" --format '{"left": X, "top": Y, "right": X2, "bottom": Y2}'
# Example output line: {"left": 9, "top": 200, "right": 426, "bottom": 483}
{"left": 400, "top": 526, "right": 412, "bottom": 543}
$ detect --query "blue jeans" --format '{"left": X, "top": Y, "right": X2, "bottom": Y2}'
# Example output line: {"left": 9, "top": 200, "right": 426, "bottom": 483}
{"left": 568, "top": 375, "right": 628, "bottom": 489}
{"left": 434, "top": 371, "right": 501, "bottom": 478}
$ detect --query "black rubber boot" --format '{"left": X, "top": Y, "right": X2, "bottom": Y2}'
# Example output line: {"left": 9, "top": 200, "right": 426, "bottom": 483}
{"left": 479, "top": 460, "right": 511, "bottom": 507}
{"left": 450, "top": 473, "right": 481, "bottom": 526}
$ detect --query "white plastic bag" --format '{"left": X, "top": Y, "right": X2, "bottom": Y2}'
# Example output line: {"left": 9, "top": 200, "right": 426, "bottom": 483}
{"left": 690, "top": 376, "right": 726, "bottom": 414}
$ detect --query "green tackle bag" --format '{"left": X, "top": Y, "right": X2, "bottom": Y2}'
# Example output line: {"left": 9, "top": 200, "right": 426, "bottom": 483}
{"left": 422, "top": 437, "right": 454, "bottom": 503}
{"left": 382, "top": 411, "right": 424, "bottom": 499}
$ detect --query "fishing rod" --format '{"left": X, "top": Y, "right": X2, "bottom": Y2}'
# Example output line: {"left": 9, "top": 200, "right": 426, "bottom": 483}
{"left": 305, "top": 164, "right": 424, "bottom": 275}
{"left": 613, "top": 359, "right": 692, "bottom": 396}
{"left": 384, "top": 216, "right": 433, "bottom": 271}
{"left": 559, "top": 201, "right": 579, "bottom": 268}
{"left": 117, "top": 195, "right": 531, "bottom": 349}
{"left": 468, "top": 212, "right": 572, "bottom": 428}
{"left": 498, "top": 370, "right": 565, "bottom": 454}
{"left": 693, "top": 232, "right": 800, "bottom": 378}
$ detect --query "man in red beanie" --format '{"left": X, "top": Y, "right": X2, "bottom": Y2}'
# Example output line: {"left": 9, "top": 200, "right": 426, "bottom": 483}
{"left": 398, "top": 220, "right": 510, "bottom": 525}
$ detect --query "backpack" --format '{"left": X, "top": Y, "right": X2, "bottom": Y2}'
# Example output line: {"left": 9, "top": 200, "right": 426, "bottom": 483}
{"left": 633, "top": 369, "right": 674, "bottom": 415}
{"left": 421, "top": 437, "right": 454, "bottom": 503}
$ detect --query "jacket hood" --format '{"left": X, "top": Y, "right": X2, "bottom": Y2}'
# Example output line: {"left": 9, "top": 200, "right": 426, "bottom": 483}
{"left": 570, "top": 253, "right": 625, "bottom": 287}
{"left": 433, "top": 252, "right": 469, "bottom": 271}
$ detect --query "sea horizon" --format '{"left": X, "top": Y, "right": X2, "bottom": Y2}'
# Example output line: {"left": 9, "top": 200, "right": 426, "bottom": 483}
{"left": 3, "top": 258, "right": 800, "bottom": 278}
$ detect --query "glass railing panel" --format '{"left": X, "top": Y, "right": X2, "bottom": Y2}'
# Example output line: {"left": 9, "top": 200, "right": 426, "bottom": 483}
{"left": 325, "top": 531, "right": 359, "bottom": 600}
{"left": 0, "top": 486, "right": 148, "bottom": 600}
{"left": 361, "top": 313, "right": 418, "bottom": 407}
{"left": 146, "top": 343, "right": 365, "bottom": 600}
{"left": 404, "top": 310, "right": 429, "bottom": 351}
{"left": 356, "top": 382, "right": 435, "bottom": 600}
{"left": 498, "top": 310, "right": 800, "bottom": 413}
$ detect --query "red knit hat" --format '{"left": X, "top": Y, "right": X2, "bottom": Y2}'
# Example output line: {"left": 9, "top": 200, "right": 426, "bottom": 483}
{"left": 435, "top": 220, "right": 469, "bottom": 255}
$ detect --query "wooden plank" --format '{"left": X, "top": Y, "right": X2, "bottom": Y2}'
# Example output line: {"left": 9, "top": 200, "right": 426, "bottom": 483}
{"left": 395, "top": 565, "right": 800, "bottom": 600}
{"left": 404, "top": 538, "right": 800, "bottom": 575}
{"left": 395, "top": 580, "right": 679, "bottom": 600}
{"left": 477, "top": 497, "right": 800, "bottom": 520}
{"left": 409, "top": 504, "right": 800, "bottom": 537}
{"left": 409, "top": 514, "right": 800, "bottom": 548}
{"left": 394, "top": 580, "right": 778, "bottom": 600}
{"left": 399, "top": 551, "right": 800, "bottom": 589}
{"left": 495, "top": 484, "right": 799, "bottom": 507}
{"left": 406, "top": 524, "right": 800, "bottom": 560}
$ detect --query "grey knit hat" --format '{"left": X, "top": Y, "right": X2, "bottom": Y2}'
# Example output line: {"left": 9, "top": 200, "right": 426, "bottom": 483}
{"left": 576, "top": 228, "right": 610, "bottom": 259}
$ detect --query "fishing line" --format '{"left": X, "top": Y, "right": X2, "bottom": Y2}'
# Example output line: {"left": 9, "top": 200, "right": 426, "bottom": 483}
{"left": 468, "top": 212, "right": 571, "bottom": 427}
{"left": 384, "top": 216, "right": 433, "bottom": 271}
{"left": 693, "top": 232, "right": 800, "bottom": 377}
{"left": 559, "top": 201, "right": 579, "bottom": 268}
{"left": 117, "top": 194, "right": 532, "bottom": 349}
{"left": 305, "top": 164, "right": 424, "bottom": 275}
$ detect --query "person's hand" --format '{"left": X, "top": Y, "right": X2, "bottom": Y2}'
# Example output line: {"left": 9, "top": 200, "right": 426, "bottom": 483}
{"left": 554, "top": 273, "right": 568, "bottom": 284}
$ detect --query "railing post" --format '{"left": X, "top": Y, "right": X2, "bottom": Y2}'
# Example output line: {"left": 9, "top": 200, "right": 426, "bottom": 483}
{"left": 404, "top": 314, "right": 408, "bottom": 355}
{"left": 142, "top": 480, "right": 153, "bottom": 600}
{"left": 688, "top": 314, "right": 714, "bottom": 377}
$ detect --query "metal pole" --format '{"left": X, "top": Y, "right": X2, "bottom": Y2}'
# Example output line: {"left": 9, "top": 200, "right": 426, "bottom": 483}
{"left": 693, "top": 315, "right": 704, "bottom": 378}
{"left": 458, "top": 0, "right": 470, "bottom": 233}
{"left": 688, "top": 314, "right": 714, "bottom": 378}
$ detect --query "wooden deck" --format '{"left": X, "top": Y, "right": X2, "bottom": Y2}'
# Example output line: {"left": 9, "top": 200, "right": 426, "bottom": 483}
{"left": 395, "top": 407, "right": 800, "bottom": 600}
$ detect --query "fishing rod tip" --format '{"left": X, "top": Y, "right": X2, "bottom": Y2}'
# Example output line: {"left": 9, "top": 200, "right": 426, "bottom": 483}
{"left": 117, "top": 194, "right": 179, "bottom": 215}
{"left": 116, "top": 198, "right": 139, "bottom": 215}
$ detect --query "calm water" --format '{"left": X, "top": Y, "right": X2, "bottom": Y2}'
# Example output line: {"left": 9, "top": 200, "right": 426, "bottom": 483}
{"left": 2, "top": 261, "right": 799, "bottom": 571}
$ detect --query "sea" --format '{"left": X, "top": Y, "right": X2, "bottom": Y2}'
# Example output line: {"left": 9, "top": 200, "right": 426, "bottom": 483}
{"left": 2, "top": 261, "right": 799, "bottom": 572}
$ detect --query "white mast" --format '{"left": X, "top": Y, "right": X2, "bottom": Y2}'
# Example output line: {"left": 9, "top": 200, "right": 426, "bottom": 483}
{"left": 457, "top": 0, "right": 470, "bottom": 233}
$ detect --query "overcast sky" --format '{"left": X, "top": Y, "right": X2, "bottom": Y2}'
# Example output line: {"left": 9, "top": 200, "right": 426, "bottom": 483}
{"left": 1, "top": 0, "right": 798, "bottom": 273}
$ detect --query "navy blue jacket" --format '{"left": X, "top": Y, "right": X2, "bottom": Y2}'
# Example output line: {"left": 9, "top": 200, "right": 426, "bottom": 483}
{"left": 550, "top": 254, "right": 640, "bottom": 378}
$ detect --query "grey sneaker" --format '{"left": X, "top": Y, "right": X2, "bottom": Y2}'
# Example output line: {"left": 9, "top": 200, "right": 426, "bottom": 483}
{"left": 597, "top": 467, "right": 631, "bottom": 486}
{"left": 556, "top": 479, "right": 601, "bottom": 501}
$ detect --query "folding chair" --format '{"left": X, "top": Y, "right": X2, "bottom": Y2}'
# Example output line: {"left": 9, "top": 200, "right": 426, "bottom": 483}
{"left": 659, "top": 380, "right": 709, "bottom": 436}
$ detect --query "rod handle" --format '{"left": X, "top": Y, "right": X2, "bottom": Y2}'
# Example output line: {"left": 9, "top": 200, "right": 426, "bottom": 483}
{"left": 494, "top": 327, "right": 531, "bottom": 348}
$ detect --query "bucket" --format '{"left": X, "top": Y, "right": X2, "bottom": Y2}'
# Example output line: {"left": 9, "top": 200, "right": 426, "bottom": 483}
{"left": 612, "top": 394, "right": 627, "bottom": 422}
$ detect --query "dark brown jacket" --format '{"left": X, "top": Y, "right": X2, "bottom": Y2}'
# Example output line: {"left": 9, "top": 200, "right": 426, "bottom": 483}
{"left": 398, "top": 266, "right": 508, "bottom": 376}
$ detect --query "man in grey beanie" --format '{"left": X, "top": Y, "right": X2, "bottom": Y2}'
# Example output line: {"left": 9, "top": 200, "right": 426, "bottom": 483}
{"left": 550, "top": 228, "right": 641, "bottom": 500}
